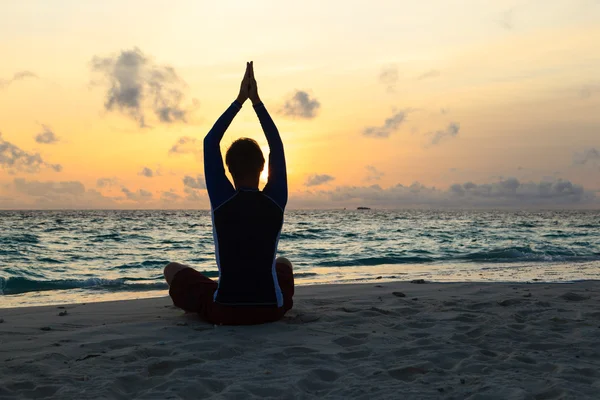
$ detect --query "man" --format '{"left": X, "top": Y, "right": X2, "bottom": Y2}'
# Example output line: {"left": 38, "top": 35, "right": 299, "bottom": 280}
{"left": 164, "top": 61, "right": 294, "bottom": 325}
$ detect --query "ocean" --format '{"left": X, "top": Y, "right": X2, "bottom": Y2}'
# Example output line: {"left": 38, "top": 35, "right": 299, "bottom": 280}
{"left": 1, "top": 209, "right": 599, "bottom": 308}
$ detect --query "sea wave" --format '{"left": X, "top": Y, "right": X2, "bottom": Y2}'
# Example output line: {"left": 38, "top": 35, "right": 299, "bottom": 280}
{"left": 0, "top": 276, "right": 167, "bottom": 295}
{"left": 316, "top": 256, "right": 435, "bottom": 267}
{"left": 458, "top": 246, "right": 600, "bottom": 263}
{"left": 0, "top": 270, "right": 317, "bottom": 296}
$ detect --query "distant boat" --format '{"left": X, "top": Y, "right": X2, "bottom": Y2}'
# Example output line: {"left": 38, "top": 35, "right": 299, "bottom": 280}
{"left": 357, "top": 207, "right": 371, "bottom": 210}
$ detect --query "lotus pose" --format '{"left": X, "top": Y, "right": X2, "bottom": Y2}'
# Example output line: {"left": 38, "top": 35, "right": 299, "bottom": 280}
{"left": 164, "top": 62, "right": 294, "bottom": 325}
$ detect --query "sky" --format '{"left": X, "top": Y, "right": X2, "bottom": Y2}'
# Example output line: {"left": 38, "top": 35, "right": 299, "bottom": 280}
{"left": 1, "top": 0, "right": 599, "bottom": 209}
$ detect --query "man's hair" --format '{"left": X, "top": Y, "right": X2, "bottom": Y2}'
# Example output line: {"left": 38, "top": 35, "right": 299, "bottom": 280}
{"left": 225, "top": 138, "right": 265, "bottom": 182}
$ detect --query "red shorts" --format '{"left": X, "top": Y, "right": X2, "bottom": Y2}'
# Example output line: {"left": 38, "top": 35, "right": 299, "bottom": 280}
{"left": 168, "top": 263, "right": 294, "bottom": 325}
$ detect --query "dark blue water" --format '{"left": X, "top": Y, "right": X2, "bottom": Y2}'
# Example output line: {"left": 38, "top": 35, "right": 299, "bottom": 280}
{"left": 1, "top": 209, "right": 599, "bottom": 307}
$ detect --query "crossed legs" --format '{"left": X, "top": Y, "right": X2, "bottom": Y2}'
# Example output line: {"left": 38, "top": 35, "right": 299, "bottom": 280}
{"left": 163, "top": 257, "right": 293, "bottom": 287}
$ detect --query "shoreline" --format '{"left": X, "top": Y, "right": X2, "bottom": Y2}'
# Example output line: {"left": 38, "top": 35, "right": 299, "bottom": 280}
{"left": 2, "top": 276, "right": 599, "bottom": 309}
{"left": 2, "top": 275, "right": 599, "bottom": 310}
{"left": 1, "top": 280, "right": 599, "bottom": 399}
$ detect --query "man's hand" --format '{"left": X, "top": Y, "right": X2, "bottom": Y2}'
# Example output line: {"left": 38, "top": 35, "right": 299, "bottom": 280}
{"left": 236, "top": 62, "right": 251, "bottom": 105}
{"left": 248, "top": 61, "right": 261, "bottom": 105}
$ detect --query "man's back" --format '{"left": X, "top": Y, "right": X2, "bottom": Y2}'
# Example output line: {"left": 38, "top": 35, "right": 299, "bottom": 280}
{"left": 212, "top": 189, "right": 284, "bottom": 306}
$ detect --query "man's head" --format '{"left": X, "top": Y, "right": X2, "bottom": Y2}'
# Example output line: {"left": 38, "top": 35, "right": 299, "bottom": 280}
{"left": 225, "top": 137, "right": 265, "bottom": 187}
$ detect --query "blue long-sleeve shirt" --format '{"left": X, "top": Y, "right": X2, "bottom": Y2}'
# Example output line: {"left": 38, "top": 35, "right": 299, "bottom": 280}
{"left": 203, "top": 101, "right": 287, "bottom": 307}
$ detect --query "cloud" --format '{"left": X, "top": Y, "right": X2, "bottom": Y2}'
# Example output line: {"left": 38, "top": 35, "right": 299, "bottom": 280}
{"left": 379, "top": 65, "right": 398, "bottom": 92}
{"left": 1, "top": 179, "right": 213, "bottom": 209}
{"left": 96, "top": 177, "right": 119, "bottom": 188}
{"left": 14, "top": 178, "right": 85, "bottom": 197}
{"left": 497, "top": 9, "right": 515, "bottom": 30}
{"left": 429, "top": 122, "right": 460, "bottom": 145}
{"left": 580, "top": 84, "right": 600, "bottom": 99}
{"left": 417, "top": 70, "right": 440, "bottom": 80}
{"left": 280, "top": 90, "right": 320, "bottom": 119}
{"left": 138, "top": 167, "right": 155, "bottom": 178}
{"left": 305, "top": 174, "right": 335, "bottom": 187}
{"left": 184, "top": 187, "right": 205, "bottom": 202}
{"left": 362, "top": 111, "right": 406, "bottom": 138}
{"left": 2, "top": 178, "right": 119, "bottom": 209}
{"left": 169, "top": 136, "right": 202, "bottom": 156}
{"left": 183, "top": 175, "right": 206, "bottom": 190}
{"left": 365, "top": 165, "right": 384, "bottom": 182}
{"left": 573, "top": 148, "right": 600, "bottom": 167}
{"left": 160, "top": 190, "right": 181, "bottom": 202}
{"left": 181, "top": 174, "right": 206, "bottom": 201}
{"left": 34, "top": 125, "right": 59, "bottom": 144}
{"left": 293, "top": 178, "right": 596, "bottom": 208}
{"left": 91, "top": 47, "right": 189, "bottom": 127}
{"left": 0, "top": 132, "right": 62, "bottom": 173}
{"left": 121, "top": 187, "right": 153, "bottom": 201}
{"left": 0, "top": 70, "right": 38, "bottom": 89}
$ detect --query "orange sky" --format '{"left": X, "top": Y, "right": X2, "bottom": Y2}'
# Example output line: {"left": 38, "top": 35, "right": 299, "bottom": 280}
{"left": 1, "top": 0, "right": 599, "bottom": 209}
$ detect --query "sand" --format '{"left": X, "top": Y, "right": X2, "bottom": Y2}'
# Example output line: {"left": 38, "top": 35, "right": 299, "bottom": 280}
{"left": 1, "top": 281, "right": 599, "bottom": 399}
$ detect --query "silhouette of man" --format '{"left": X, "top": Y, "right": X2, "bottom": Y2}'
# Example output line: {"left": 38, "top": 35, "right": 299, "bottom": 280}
{"left": 164, "top": 62, "right": 294, "bottom": 325}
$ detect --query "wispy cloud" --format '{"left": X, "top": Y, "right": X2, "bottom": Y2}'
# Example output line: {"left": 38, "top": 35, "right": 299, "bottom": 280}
{"left": 573, "top": 148, "right": 600, "bottom": 167}
{"left": 580, "top": 84, "right": 600, "bottom": 99}
{"left": 497, "top": 9, "right": 515, "bottom": 30}
{"left": 429, "top": 122, "right": 460, "bottom": 145}
{"left": 0, "top": 132, "right": 62, "bottom": 173}
{"left": 34, "top": 125, "right": 59, "bottom": 144}
{"left": 91, "top": 48, "right": 190, "bottom": 128}
{"left": 0, "top": 70, "right": 38, "bottom": 89}
{"left": 291, "top": 178, "right": 596, "bottom": 208}
{"left": 305, "top": 174, "right": 335, "bottom": 187}
{"left": 280, "top": 90, "right": 320, "bottom": 119}
{"left": 121, "top": 187, "right": 153, "bottom": 201}
{"left": 362, "top": 111, "right": 406, "bottom": 138}
{"left": 365, "top": 165, "right": 384, "bottom": 182}
{"left": 138, "top": 167, "right": 156, "bottom": 178}
{"left": 169, "top": 137, "right": 202, "bottom": 156}
{"left": 161, "top": 190, "right": 181, "bottom": 202}
{"left": 96, "top": 177, "right": 119, "bottom": 188}
{"left": 379, "top": 65, "right": 398, "bottom": 92}
{"left": 8, "top": 178, "right": 119, "bottom": 209}
{"left": 417, "top": 69, "right": 440, "bottom": 80}
{"left": 14, "top": 178, "right": 84, "bottom": 197}
{"left": 183, "top": 175, "right": 206, "bottom": 190}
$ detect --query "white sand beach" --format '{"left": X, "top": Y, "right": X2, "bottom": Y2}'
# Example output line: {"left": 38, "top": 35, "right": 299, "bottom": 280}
{"left": 1, "top": 281, "right": 599, "bottom": 399}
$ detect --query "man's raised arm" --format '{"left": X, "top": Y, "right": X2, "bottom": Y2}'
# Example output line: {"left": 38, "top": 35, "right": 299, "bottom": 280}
{"left": 248, "top": 61, "right": 287, "bottom": 209}
{"left": 203, "top": 63, "right": 251, "bottom": 209}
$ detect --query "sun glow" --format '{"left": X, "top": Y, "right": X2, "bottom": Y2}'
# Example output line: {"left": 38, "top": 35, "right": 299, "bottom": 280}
{"left": 260, "top": 167, "right": 269, "bottom": 183}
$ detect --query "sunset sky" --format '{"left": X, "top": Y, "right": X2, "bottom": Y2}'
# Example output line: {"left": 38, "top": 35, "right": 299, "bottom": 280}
{"left": 1, "top": 0, "right": 599, "bottom": 209}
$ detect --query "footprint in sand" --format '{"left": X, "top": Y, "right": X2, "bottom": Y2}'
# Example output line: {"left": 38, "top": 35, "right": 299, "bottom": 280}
{"left": 332, "top": 335, "right": 367, "bottom": 348}
{"left": 534, "top": 386, "right": 565, "bottom": 400}
{"left": 479, "top": 349, "right": 498, "bottom": 357}
{"left": 406, "top": 320, "right": 435, "bottom": 329}
{"left": 513, "top": 355, "right": 537, "bottom": 364}
{"left": 560, "top": 292, "right": 590, "bottom": 301}
{"left": 337, "top": 349, "right": 372, "bottom": 360}
{"left": 297, "top": 368, "right": 340, "bottom": 392}
{"left": 204, "top": 345, "right": 244, "bottom": 360}
{"left": 285, "top": 312, "right": 320, "bottom": 324}
{"left": 244, "top": 385, "right": 284, "bottom": 397}
{"left": 282, "top": 346, "right": 319, "bottom": 356}
{"left": 393, "top": 307, "right": 421, "bottom": 316}
{"left": 147, "top": 359, "right": 181, "bottom": 376}
{"left": 388, "top": 366, "right": 428, "bottom": 381}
